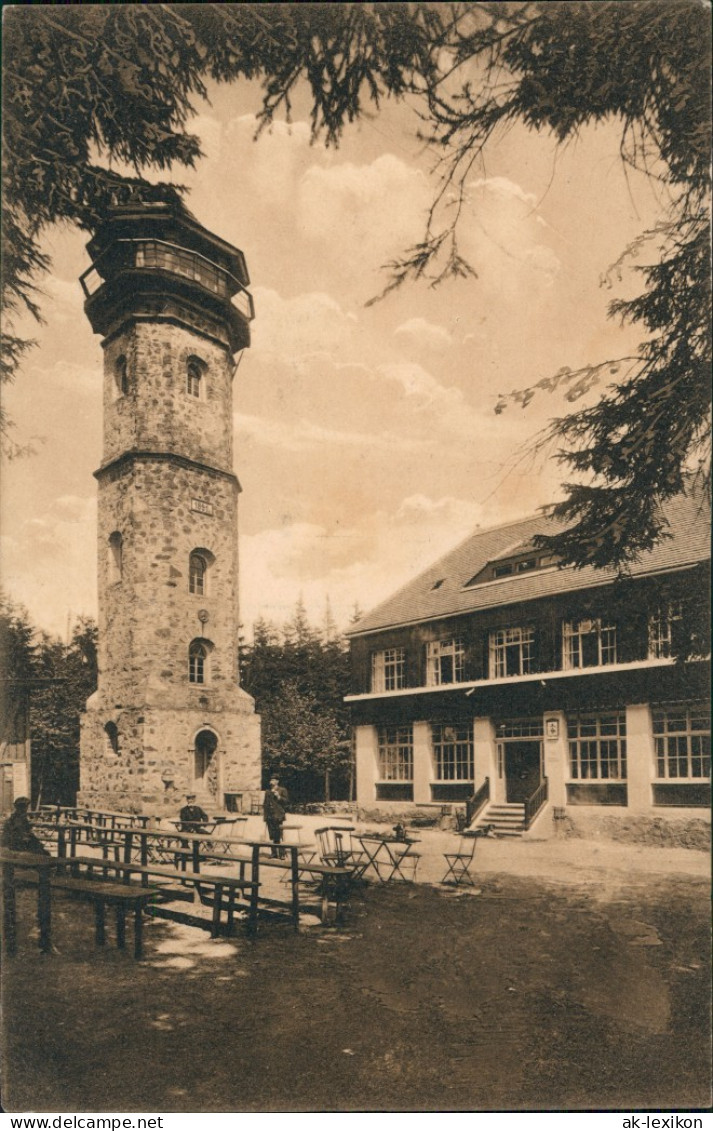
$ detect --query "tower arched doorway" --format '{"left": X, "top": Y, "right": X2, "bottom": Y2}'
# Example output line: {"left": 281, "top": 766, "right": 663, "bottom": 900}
{"left": 194, "top": 729, "right": 219, "bottom": 797}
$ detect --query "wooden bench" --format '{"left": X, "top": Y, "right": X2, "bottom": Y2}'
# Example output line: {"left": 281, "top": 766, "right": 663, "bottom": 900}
{"left": 67, "top": 855, "right": 260, "bottom": 937}
{"left": 240, "top": 844, "right": 355, "bottom": 926}
{"left": 50, "top": 874, "right": 157, "bottom": 958}
{"left": 32, "top": 821, "right": 356, "bottom": 931}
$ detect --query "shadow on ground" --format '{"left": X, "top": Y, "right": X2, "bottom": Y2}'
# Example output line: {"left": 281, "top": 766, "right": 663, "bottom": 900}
{"left": 1, "top": 869, "right": 710, "bottom": 1112}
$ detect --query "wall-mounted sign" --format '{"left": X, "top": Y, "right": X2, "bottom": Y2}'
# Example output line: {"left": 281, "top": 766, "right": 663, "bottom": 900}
{"left": 191, "top": 498, "right": 213, "bottom": 516}
{"left": 12, "top": 762, "right": 28, "bottom": 797}
{"left": 545, "top": 718, "right": 560, "bottom": 740}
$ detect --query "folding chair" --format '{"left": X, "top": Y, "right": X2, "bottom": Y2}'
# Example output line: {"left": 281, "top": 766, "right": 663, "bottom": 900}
{"left": 314, "top": 826, "right": 365, "bottom": 874}
{"left": 279, "top": 825, "right": 318, "bottom": 886}
{"left": 441, "top": 833, "right": 479, "bottom": 886}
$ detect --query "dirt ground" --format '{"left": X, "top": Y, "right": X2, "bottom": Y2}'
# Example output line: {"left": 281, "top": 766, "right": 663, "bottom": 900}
{"left": 1, "top": 837, "right": 711, "bottom": 1114}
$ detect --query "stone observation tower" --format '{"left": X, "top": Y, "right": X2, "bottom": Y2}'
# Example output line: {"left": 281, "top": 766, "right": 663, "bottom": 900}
{"left": 77, "top": 190, "right": 261, "bottom": 813}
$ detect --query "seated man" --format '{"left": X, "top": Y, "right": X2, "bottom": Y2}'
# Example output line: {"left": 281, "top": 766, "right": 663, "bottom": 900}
{"left": 1, "top": 797, "right": 50, "bottom": 856}
{"left": 178, "top": 794, "right": 209, "bottom": 833}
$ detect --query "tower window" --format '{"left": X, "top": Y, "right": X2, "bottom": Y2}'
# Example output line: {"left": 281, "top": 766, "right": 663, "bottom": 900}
{"left": 188, "top": 548, "right": 214, "bottom": 596}
{"left": 189, "top": 639, "right": 212, "bottom": 684}
{"left": 115, "top": 355, "right": 129, "bottom": 397}
{"left": 189, "top": 552, "right": 207, "bottom": 596}
{"left": 186, "top": 357, "right": 205, "bottom": 399}
{"left": 104, "top": 722, "right": 120, "bottom": 757}
{"left": 108, "top": 532, "right": 123, "bottom": 585}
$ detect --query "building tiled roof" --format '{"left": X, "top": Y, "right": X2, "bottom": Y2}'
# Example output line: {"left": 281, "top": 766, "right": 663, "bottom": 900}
{"left": 348, "top": 487, "right": 711, "bottom": 637}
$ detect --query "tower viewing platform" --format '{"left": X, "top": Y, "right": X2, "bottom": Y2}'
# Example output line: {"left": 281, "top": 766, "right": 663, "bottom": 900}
{"left": 79, "top": 191, "right": 253, "bottom": 354}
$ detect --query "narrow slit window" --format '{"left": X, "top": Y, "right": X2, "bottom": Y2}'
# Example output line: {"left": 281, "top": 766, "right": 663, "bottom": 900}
{"left": 189, "top": 552, "right": 207, "bottom": 596}
{"left": 115, "top": 356, "right": 129, "bottom": 397}
{"left": 189, "top": 639, "right": 209, "bottom": 684}
{"left": 108, "top": 532, "right": 123, "bottom": 585}
{"left": 187, "top": 358, "right": 204, "bottom": 398}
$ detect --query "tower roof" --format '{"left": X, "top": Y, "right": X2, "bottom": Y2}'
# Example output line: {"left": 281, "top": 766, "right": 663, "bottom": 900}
{"left": 86, "top": 187, "right": 250, "bottom": 287}
{"left": 80, "top": 185, "right": 252, "bottom": 352}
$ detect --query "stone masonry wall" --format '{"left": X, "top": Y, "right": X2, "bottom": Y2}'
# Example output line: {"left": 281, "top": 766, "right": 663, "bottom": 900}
{"left": 96, "top": 458, "right": 241, "bottom": 707}
{"left": 102, "top": 322, "right": 234, "bottom": 471}
{"left": 80, "top": 702, "right": 261, "bottom": 814}
{"left": 79, "top": 302, "right": 261, "bottom": 813}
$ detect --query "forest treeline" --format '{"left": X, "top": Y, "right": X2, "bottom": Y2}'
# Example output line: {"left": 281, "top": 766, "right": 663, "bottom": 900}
{"left": 0, "top": 596, "right": 354, "bottom": 805}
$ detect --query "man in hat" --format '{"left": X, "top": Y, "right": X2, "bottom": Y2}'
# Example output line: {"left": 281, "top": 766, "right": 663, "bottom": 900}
{"left": 263, "top": 776, "right": 289, "bottom": 858}
{"left": 178, "top": 793, "right": 209, "bottom": 833}
{"left": 1, "top": 797, "right": 50, "bottom": 855}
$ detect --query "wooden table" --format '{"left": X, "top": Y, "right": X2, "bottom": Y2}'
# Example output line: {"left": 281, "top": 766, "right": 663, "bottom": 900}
{"left": 355, "top": 834, "right": 421, "bottom": 882}
{"left": 1, "top": 849, "right": 63, "bottom": 955}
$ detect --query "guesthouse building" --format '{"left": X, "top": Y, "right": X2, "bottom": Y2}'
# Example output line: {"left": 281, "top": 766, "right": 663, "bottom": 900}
{"left": 346, "top": 487, "right": 710, "bottom": 834}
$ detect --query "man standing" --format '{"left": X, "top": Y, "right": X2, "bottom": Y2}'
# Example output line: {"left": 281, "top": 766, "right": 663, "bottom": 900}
{"left": 263, "top": 776, "right": 289, "bottom": 858}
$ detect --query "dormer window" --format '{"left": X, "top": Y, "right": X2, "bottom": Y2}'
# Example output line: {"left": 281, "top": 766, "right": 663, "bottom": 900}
{"left": 186, "top": 356, "right": 205, "bottom": 399}
{"left": 465, "top": 551, "right": 557, "bottom": 587}
{"left": 493, "top": 563, "right": 514, "bottom": 579}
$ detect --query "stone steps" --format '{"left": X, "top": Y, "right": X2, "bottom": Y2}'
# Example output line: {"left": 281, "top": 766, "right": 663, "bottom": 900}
{"left": 472, "top": 803, "right": 526, "bottom": 838}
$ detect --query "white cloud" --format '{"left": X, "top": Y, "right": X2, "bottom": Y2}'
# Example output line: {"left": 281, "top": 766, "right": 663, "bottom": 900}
{"left": 376, "top": 361, "right": 488, "bottom": 440}
{"left": 234, "top": 412, "right": 429, "bottom": 454}
{"left": 298, "top": 154, "right": 430, "bottom": 267}
{"left": 0, "top": 496, "right": 97, "bottom": 637}
{"left": 44, "top": 359, "right": 99, "bottom": 396}
{"left": 250, "top": 287, "right": 358, "bottom": 361}
{"left": 240, "top": 493, "right": 491, "bottom": 635}
{"left": 455, "top": 175, "right": 562, "bottom": 292}
{"left": 41, "top": 275, "right": 85, "bottom": 319}
{"left": 394, "top": 317, "right": 453, "bottom": 351}
{"left": 468, "top": 176, "right": 538, "bottom": 208}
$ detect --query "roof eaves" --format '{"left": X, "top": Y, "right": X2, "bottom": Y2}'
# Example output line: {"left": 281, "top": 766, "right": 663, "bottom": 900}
{"left": 345, "top": 557, "right": 707, "bottom": 638}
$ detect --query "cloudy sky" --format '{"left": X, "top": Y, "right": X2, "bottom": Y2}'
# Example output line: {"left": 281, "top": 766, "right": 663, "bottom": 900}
{"left": 1, "top": 66, "right": 665, "bottom": 640}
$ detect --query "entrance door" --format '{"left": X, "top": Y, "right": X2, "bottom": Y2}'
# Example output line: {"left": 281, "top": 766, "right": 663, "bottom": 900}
{"left": 504, "top": 741, "right": 542, "bottom": 803}
{"left": 194, "top": 730, "right": 218, "bottom": 795}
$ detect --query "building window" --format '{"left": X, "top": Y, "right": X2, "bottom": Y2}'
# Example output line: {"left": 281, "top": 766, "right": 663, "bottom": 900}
{"left": 189, "top": 552, "right": 208, "bottom": 596}
{"left": 648, "top": 603, "right": 682, "bottom": 659}
{"left": 108, "top": 532, "right": 123, "bottom": 585}
{"left": 432, "top": 723, "right": 473, "bottom": 781}
{"left": 189, "top": 639, "right": 209, "bottom": 684}
{"left": 653, "top": 706, "right": 710, "bottom": 779}
{"left": 115, "top": 355, "right": 129, "bottom": 397}
{"left": 496, "top": 718, "right": 544, "bottom": 739}
{"left": 489, "top": 627, "right": 535, "bottom": 679}
{"left": 563, "top": 619, "right": 617, "bottom": 669}
{"left": 377, "top": 726, "right": 413, "bottom": 781}
{"left": 465, "top": 551, "right": 558, "bottom": 587}
{"left": 568, "top": 713, "right": 627, "bottom": 780}
{"left": 186, "top": 357, "right": 205, "bottom": 398}
{"left": 371, "top": 648, "right": 406, "bottom": 692}
{"left": 426, "top": 639, "right": 465, "bottom": 685}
